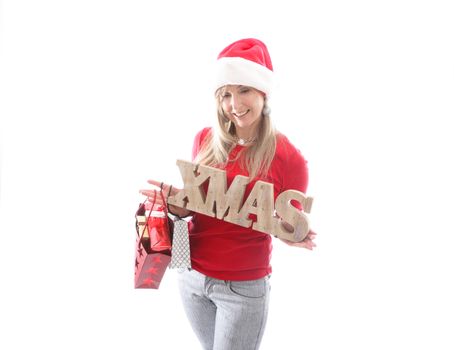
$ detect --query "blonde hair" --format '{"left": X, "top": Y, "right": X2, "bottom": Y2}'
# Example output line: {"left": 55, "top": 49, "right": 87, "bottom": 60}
{"left": 194, "top": 87, "right": 277, "bottom": 179}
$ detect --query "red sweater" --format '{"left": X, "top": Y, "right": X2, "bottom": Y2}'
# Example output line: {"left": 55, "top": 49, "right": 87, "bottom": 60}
{"left": 188, "top": 128, "right": 309, "bottom": 281}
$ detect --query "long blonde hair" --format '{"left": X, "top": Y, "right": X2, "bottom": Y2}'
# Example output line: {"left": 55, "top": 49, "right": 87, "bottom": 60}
{"left": 194, "top": 87, "right": 277, "bottom": 179}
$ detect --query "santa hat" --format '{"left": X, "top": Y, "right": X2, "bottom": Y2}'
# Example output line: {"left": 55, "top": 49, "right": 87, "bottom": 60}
{"left": 215, "top": 38, "right": 274, "bottom": 96}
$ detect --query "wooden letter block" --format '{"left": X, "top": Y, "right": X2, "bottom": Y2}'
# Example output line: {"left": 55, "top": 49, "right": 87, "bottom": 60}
{"left": 167, "top": 160, "right": 211, "bottom": 214}
{"left": 168, "top": 160, "right": 314, "bottom": 242}
{"left": 273, "top": 190, "right": 313, "bottom": 241}
{"left": 204, "top": 168, "right": 249, "bottom": 220}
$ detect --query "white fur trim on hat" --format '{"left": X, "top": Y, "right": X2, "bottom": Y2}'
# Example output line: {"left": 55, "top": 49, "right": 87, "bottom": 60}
{"left": 215, "top": 57, "right": 274, "bottom": 96}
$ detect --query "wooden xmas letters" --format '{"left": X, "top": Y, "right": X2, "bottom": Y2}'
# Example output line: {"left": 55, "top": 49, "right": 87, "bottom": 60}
{"left": 168, "top": 160, "right": 313, "bottom": 242}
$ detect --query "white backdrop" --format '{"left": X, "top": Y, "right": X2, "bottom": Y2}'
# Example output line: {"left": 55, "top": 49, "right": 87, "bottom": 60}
{"left": 1, "top": 1, "right": 453, "bottom": 349}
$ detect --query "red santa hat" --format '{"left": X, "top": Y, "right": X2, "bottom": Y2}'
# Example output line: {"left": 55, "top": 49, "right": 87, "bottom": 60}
{"left": 215, "top": 38, "right": 274, "bottom": 96}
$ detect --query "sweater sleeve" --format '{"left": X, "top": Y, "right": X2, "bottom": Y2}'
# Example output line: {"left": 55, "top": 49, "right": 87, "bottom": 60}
{"left": 282, "top": 147, "right": 309, "bottom": 211}
{"left": 191, "top": 127, "right": 211, "bottom": 161}
{"left": 284, "top": 148, "right": 309, "bottom": 193}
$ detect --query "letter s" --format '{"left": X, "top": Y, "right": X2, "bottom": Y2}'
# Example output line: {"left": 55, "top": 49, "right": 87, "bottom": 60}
{"left": 274, "top": 190, "right": 313, "bottom": 242}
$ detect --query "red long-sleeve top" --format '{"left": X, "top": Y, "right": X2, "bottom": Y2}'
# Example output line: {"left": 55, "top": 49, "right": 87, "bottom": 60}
{"left": 188, "top": 127, "right": 308, "bottom": 281}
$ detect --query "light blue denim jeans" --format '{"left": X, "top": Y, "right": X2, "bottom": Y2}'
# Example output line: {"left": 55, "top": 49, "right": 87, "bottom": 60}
{"left": 177, "top": 268, "right": 271, "bottom": 350}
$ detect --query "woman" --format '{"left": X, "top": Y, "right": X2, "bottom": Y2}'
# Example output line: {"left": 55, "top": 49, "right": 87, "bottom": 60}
{"left": 140, "top": 38, "right": 316, "bottom": 350}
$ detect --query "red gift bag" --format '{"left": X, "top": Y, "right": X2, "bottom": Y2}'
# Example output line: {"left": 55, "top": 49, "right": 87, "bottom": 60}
{"left": 134, "top": 190, "right": 172, "bottom": 289}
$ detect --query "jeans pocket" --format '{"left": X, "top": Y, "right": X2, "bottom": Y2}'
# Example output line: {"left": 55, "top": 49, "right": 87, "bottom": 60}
{"left": 228, "top": 278, "right": 267, "bottom": 299}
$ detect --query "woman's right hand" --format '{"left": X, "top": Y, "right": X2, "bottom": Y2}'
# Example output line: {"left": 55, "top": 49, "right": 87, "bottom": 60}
{"left": 139, "top": 180, "right": 192, "bottom": 218}
{"left": 279, "top": 230, "right": 317, "bottom": 250}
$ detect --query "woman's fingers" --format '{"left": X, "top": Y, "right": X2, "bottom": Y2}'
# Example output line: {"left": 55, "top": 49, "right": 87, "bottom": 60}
{"left": 147, "top": 179, "right": 164, "bottom": 188}
{"left": 139, "top": 189, "right": 156, "bottom": 197}
{"left": 278, "top": 231, "right": 317, "bottom": 249}
{"left": 139, "top": 180, "right": 183, "bottom": 212}
{"left": 295, "top": 239, "right": 316, "bottom": 250}
{"left": 146, "top": 179, "right": 180, "bottom": 196}
{"left": 138, "top": 189, "right": 164, "bottom": 206}
{"left": 307, "top": 230, "right": 317, "bottom": 238}
{"left": 306, "top": 233, "right": 316, "bottom": 241}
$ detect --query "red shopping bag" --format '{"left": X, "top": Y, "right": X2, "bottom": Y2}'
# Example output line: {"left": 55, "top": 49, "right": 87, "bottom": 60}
{"left": 134, "top": 190, "right": 172, "bottom": 289}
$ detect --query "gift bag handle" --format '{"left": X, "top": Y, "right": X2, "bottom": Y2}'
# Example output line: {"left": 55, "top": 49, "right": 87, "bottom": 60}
{"left": 136, "top": 190, "right": 157, "bottom": 239}
{"left": 136, "top": 189, "right": 170, "bottom": 240}
{"left": 158, "top": 188, "right": 172, "bottom": 234}
{"left": 154, "top": 188, "right": 173, "bottom": 240}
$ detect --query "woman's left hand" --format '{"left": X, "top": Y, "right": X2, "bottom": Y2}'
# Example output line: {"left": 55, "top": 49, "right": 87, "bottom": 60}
{"left": 279, "top": 230, "right": 317, "bottom": 250}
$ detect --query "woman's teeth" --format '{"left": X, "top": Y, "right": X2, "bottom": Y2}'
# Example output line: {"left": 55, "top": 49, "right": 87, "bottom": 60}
{"left": 234, "top": 110, "right": 249, "bottom": 118}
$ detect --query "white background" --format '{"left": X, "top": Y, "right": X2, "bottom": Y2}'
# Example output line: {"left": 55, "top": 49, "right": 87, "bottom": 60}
{"left": 1, "top": 1, "right": 453, "bottom": 349}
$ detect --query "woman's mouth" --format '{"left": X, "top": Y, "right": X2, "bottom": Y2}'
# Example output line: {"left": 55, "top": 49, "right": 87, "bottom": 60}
{"left": 233, "top": 110, "right": 250, "bottom": 118}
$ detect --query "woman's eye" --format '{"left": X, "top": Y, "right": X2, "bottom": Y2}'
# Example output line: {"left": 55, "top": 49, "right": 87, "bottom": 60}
{"left": 222, "top": 94, "right": 231, "bottom": 98}
{"left": 240, "top": 88, "right": 250, "bottom": 94}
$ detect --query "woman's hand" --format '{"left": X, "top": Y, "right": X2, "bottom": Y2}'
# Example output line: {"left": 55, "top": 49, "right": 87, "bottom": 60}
{"left": 139, "top": 180, "right": 192, "bottom": 218}
{"left": 279, "top": 230, "right": 317, "bottom": 250}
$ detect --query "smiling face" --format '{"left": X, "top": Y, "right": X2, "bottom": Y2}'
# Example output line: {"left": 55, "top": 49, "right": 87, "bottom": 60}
{"left": 220, "top": 85, "right": 265, "bottom": 138}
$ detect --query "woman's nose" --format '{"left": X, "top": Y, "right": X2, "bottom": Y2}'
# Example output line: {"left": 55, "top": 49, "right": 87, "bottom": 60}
{"left": 230, "top": 94, "right": 242, "bottom": 112}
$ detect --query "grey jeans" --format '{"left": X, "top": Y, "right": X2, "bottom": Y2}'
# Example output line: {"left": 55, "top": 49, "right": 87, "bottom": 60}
{"left": 177, "top": 268, "right": 271, "bottom": 350}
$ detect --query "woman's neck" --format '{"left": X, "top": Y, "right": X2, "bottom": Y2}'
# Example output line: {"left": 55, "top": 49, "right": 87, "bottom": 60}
{"left": 235, "top": 125, "right": 258, "bottom": 141}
